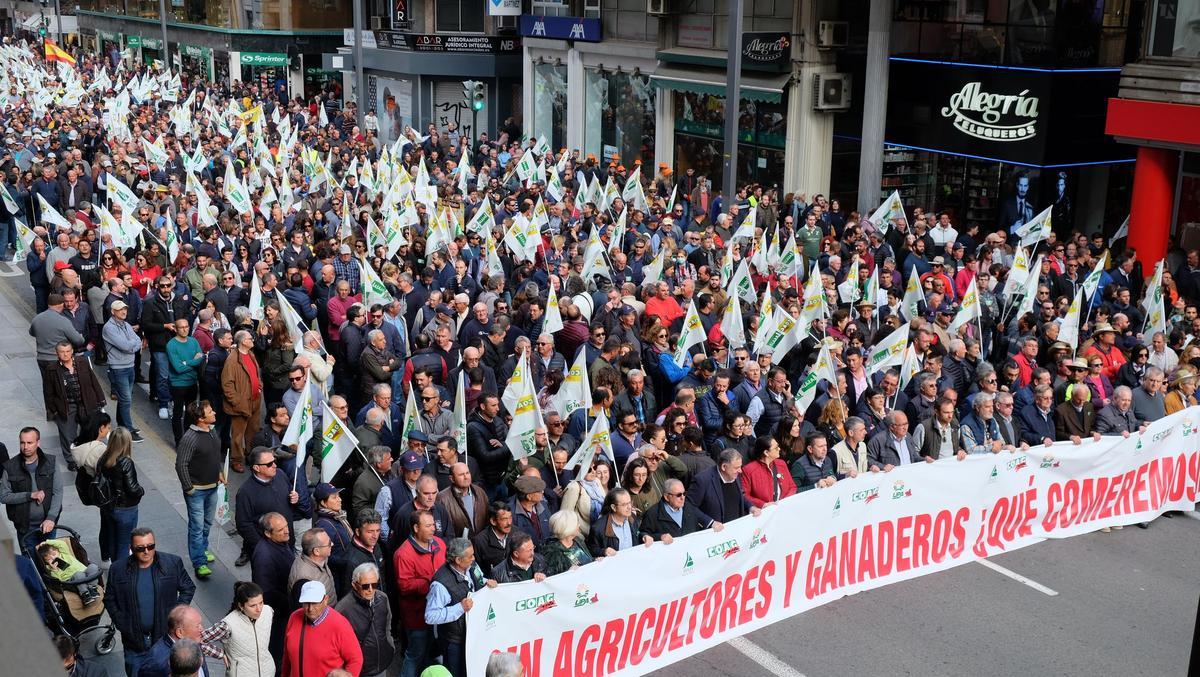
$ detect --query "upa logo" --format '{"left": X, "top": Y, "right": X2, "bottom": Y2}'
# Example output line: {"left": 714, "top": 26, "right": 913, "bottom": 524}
{"left": 485, "top": 604, "right": 497, "bottom": 629}
{"left": 1007, "top": 455, "right": 1029, "bottom": 472}
{"left": 747, "top": 528, "right": 768, "bottom": 550}
{"left": 574, "top": 584, "right": 599, "bottom": 608}
{"left": 706, "top": 539, "right": 740, "bottom": 559}
{"left": 891, "top": 480, "right": 912, "bottom": 500}
{"left": 1039, "top": 454, "right": 1061, "bottom": 469}
{"left": 851, "top": 487, "right": 880, "bottom": 504}
{"left": 682, "top": 552, "right": 695, "bottom": 575}
{"left": 988, "top": 465, "right": 1000, "bottom": 483}
{"left": 514, "top": 593, "right": 556, "bottom": 615}
{"left": 832, "top": 497, "right": 842, "bottom": 517}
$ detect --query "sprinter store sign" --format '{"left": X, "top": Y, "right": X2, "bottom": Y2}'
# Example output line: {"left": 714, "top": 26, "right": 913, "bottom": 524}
{"left": 940, "top": 82, "right": 1040, "bottom": 142}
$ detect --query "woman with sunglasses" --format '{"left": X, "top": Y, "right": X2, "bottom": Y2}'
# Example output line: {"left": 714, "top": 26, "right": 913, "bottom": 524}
{"left": 1116, "top": 345, "right": 1150, "bottom": 389}
{"left": 98, "top": 249, "right": 128, "bottom": 283}
{"left": 1085, "top": 357, "right": 1114, "bottom": 408}
{"left": 129, "top": 251, "right": 162, "bottom": 298}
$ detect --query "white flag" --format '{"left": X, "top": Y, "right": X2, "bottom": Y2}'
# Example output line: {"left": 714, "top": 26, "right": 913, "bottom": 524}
{"left": 319, "top": 401, "right": 361, "bottom": 483}
{"left": 248, "top": 269, "right": 264, "bottom": 321}
{"left": 1058, "top": 288, "right": 1084, "bottom": 348}
{"left": 360, "top": 257, "right": 394, "bottom": 307}
{"left": 544, "top": 285, "right": 564, "bottom": 334}
{"left": 868, "top": 189, "right": 907, "bottom": 234}
{"left": 837, "top": 257, "right": 861, "bottom": 305}
{"left": 1082, "top": 250, "right": 1108, "bottom": 300}
{"left": 401, "top": 382, "right": 424, "bottom": 440}
{"left": 224, "top": 161, "right": 253, "bottom": 216}
{"left": 798, "top": 267, "right": 828, "bottom": 328}
{"left": 564, "top": 414, "right": 615, "bottom": 472}
{"left": 731, "top": 209, "right": 757, "bottom": 241}
{"left": 1109, "top": 215, "right": 1129, "bottom": 248}
{"left": 504, "top": 353, "right": 545, "bottom": 460}
{"left": 37, "top": 194, "right": 73, "bottom": 231}
{"left": 1002, "top": 247, "right": 1031, "bottom": 298}
{"left": 765, "top": 308, "right": 803, "bottom": 365}
{"left": 753, "top": 294, "right": 776, "bottom": 355}
{"left": 901, "top": 267, "right": 924, "bottom": 321}
{"left": 640, "top": 246, "right": 666, "bottom": 287}
{"left": 719, "top": 294, "right": 745, "bottom": 349}
{"left": 453, "top": 369, "right": 468, "bottom": 456}
{"left": 950, "top": 277, "right": 981, "bottom": 333}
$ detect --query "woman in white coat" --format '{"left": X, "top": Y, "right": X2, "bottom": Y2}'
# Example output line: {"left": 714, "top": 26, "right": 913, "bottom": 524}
{"left": 200, "top": 581, "right": 275, "bottom": 677}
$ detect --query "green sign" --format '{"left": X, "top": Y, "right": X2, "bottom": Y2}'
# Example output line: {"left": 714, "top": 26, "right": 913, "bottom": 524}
{"left": 142, "top": 37, "right": 163, "bottom": 50}
{"left": 241, "top": 52, "right": 287, "bottom": 67}
{"left": 99, "top": 30, "right": 120, "bottom": 43}
{"left": 125, "top": 35, "right": 141, "bottom": 49}
{"left": 180, "top": 44, "right": 211, "bottom": 59}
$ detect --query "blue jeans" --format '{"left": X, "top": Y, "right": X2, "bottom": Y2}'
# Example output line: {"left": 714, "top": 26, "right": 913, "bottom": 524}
{"left": 100, "top": 504, "right": 139, "bottom": 563}
{"left": 400, "top": 628, "right": 432, "bottom": 677}
{"left": 20, "top": 527, "right": 54, "bottom": 557}
{"left": 184, "top": 487, "right": 217, "bottom": 569}
{"left": 440, "top": 639, "right": 466, "bottom": 677}
{"left": 108, "top": 366, "right": 135, "bottom": 430}
{"left": 124, "top": 645, "right": 153, "bottom": 677}
{"left": 150, "top": 351, "right": 171, "bottom": 404}
{"left": 0, "top": 216, "right": 12, "bottom": 258}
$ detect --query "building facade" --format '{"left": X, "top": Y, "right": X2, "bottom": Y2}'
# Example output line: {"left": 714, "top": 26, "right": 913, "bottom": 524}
{"left": 73, "top": 0, "right": 348, "bottom": 100}
{"left": 1105, "top": 0, "right": 1200, "bottom": 263}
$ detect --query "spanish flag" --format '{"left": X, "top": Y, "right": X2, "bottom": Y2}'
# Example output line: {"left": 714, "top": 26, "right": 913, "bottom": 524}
{"left": 44, "top": 39, "right": 76, "bottom": 66}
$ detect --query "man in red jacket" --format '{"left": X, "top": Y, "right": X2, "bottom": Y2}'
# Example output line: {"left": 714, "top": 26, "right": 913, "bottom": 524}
{"left": 393, "top": 510, "right": 446, "bottom": 677}
{"left": 281, "top": 581, "right": 363, "bottom": 677}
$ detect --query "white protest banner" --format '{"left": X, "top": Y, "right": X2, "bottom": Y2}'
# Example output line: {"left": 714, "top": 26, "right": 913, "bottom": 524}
{"left": 468, "top": 407, "right": 1200, "bottom": 677}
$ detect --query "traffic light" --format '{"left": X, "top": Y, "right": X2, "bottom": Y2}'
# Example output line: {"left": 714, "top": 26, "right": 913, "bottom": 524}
{"left": 38, "top": 18, "right": 47, "bottom": 38}
{"left": 471, "top": 81, "right": 486, "bottom": 111}
{"left": 462, "top": 80, "right": 476, "bottom": 108}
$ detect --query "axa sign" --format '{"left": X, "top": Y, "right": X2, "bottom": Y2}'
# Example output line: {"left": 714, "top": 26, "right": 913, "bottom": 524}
{"left": 518, "top": 15, "right": 601, "bottom": 42}
{"left": 940, "top": 82, "right": 1040, "bottom": 142}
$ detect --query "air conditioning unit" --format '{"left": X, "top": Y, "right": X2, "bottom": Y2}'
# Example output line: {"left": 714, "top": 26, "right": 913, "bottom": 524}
{"left": 813, "top": 73, "right": 851, "bottom": 111}
{"left": 647, "top": 0, "right": 672, "bottom": 15}
{"left": 370, "top": 16, "right": 385, "bottom": 31}
{"left": 817, "top": 21, "right": 849, "bottom": 49}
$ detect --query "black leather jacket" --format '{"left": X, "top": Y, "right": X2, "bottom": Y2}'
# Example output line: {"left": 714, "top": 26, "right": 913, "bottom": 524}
{"left": 101, "top": 456, "right": 145, "bottom": 509}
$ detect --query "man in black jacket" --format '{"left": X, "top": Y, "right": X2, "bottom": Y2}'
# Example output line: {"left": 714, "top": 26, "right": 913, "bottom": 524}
{"left": 250, "top": 512, "right": 294, "bottom": 662}
{"left": 235, "top": 447, "right": 302, "bottom": 566}
{"left": 342, "top": 508, "right": 388, "bottom": 596}
{"left": 0, "top": 427, "right": 63, "bottom": 554}
{"left": 333, "top": 562, "right": 395, "bottom": 677}
{"left": 466, "top": 393, "right": 509, "bottom": 496}
{"left": 104, "top": 527, "right": 195, "bottom": 677}
{"left": 638, "top": 479, "right": 720, "bottom": 544}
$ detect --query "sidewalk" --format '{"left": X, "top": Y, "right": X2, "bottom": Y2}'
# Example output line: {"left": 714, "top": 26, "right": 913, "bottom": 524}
{"left": 0, "top": 269, "right": 246, "bottom": 676}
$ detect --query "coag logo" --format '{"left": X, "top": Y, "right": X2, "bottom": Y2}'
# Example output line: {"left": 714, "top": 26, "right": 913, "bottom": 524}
{"left": 706, "top": 539, "right": 740, "bottom": 559}
{"left": 574, "top": 584, "right": 599, "bottom": 608}
{"left": 1152, "top": 426, "right": 1176, "bottom": 443}
{"left": 851, "top": 487, "right": 879, "bottom": 504}
{"left": 892, "top": 480, "right": 912, "bottom": 500}
{"left": 1007, "top": 455, "right": 1028, "bottom": 472}
{"left": 514, "top": 593, "right": 556, "bottom": 614}
{"left": 747, "top": 529, "right": 768, "bottom": 550}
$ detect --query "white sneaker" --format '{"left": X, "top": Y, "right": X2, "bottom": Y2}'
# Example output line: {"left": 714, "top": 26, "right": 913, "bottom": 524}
{"left": 158, "top": 407, "right": 169, "bottom": 419}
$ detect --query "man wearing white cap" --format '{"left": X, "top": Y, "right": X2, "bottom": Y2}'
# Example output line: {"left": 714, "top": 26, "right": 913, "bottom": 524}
{"left": 103, "top": 298, "right": 143, "bottom": 439}
{"left": 281, "top": 581, "right": 363, "bottom": 677}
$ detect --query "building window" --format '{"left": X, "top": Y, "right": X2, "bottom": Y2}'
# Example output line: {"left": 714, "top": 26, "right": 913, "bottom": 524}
{"left": 602, "top": 0, "right": 659, "bottom": 43}
{"left": 531, "top": 0, "right": 570, "bottom": 17}
{"left": 891, "top": 0, "right": 1132, "bottom": 67}
{"left": 1147, "top": 0, "right": 1200, "bottom": 58}
{"left": 533, "top": 63, "right": 568, "bottom": 154}
{"left": 437, "top": 0, "right": 486, "bottom": 33}
{"left": 584, "top": 68, "right": 656, "bottom": 167}
{"left": 671, "top": 0, "right": 791, "bottom": 50}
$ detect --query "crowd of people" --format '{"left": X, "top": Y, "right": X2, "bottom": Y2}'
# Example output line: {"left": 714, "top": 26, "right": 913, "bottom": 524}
{"left": 1, "top": 32, "right": 1195, "bottom": 677}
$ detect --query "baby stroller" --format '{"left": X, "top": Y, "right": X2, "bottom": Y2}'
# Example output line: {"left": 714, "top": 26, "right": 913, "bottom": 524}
{"left": 24, "top": 524, "right": 117, "bottom": 655}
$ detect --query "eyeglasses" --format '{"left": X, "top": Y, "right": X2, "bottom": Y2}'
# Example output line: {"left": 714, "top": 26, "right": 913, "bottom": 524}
{"left": 290, "top": 376, "right": 305, "bottom": 382}
{"left": 593, "top": 331, "right": 606, "bottom": 337}
{"left": 255, "top": 460, "right": 277, "bottom": 468}
{"left": 422, "top": 396, "right": 438, "bottom": 401}
{"left": 665, "top": 492, "right": 685, "bottom": 498}
{"left": 547, "top": 421, "right": 564, "bottom": 426}
{"left": 356, "top": 581, "right": 379, "bottom": 589}
{"left": 132, "top": 543, "right": 156, "bottom": 553}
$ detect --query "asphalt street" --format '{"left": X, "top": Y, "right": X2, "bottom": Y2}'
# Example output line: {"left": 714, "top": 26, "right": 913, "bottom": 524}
{"left": 0, "top": 259, "right": 1195, "bottom": 677}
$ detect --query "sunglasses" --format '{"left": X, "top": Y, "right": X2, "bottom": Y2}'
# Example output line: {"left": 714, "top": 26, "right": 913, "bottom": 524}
{"left": 356, "top": 581, "right": 379, "bottom": 590}
{"left": 422, "top": 396, "right": 438, "bottom": 401}
{"left": 665, "top": 492, "right": 685, "bottom": 498}
{"left": 132, "top": 543, "right": 156, "bottom": 553}
{"left": 255, "top": 460, "right": 277, "bottom": 468}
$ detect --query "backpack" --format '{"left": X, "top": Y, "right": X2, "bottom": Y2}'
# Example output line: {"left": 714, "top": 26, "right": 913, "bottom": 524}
{"left": 75, "top": 466, "right": 114, "bottom": 508}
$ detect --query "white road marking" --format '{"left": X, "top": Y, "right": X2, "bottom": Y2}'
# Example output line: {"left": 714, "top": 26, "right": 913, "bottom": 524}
{"left": 1183, "top": 511, "right": 1200, "bottom": 522}
{"left": 978, "top": 559, "right": 1059, "bottom": 596}
{"left": 728, "top": 636, "right": 808, "bottom": 677}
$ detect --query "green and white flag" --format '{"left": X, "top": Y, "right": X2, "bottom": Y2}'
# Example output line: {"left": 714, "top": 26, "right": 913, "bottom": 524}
{"left": 276, "top": 291, "right": 308, "bottom": 352}
{"left": 13, "top": 218, "right": 36, "bottom": 259}
{"left": 727, "top": 255, "right": 758, "bottom": 307}
{"left": 867, "top": 324, "right": 909, "bottom": 375}
{"left": 564, "top": 413, "right": 615, "bottom": 472}
{"left": 465, "top": 198, "right": 494, "bottom": 235}
{"left": 798, "top": 264, "right": 829, "bottom": 327}
{"left": 0, "top": 184, "right": 19, "bottom": 216}
{"left": 950, "top": 277, "right": 981, "bottom": 333}
{"left": 281, "top": 380, "right": 314, "bottom": 490}
{"left": 1002, "top": 247, "right": 1031, "bottom": 297}
{"left": 674, "top": 300, "right": 708, "bottom": 367}
{"left": 224, "top": 161, "right": 253, "bottom": 216}
{"left": 402, "top": 382, "right": 424, "bottom": 440}
{"left": 837, "top": 256, "right": 861, "bottom": 305}
{"left": 766, "top": 308, "right": 803, "bottom": 365}
{"left": 453, "top": 371, "right": 468, "bottom": 457}
{"left": 640, "top": 245, "right": 667, "bottom": 287}
{"left": 552, "top": 350, "right": 591, "bottom": 421}
{"left": 107, "top": 173, "right": 140, "bottom": 213}
{"left": 794, "top": 342, "right": 838, "bottom": 414}
{"left": 732, "top": 209, "right": 757, "bottom": 241}
{"left": 1058, "top": 288, "right": 1084, "bottom": 348}
{"left": 319, "top": 401, "right": 360, "bottom": 484}
{"left": 868, "top": 190, "right": 907, "bottom": 234}
{"left": 515, "top": 149, "right": 537, "bottom": 182}
{"left": 753, "top": 293, "right": 776, "bottom": 355}
{"left": 901, "top": 267, "right": 924, "bottom": 321}
{"left": 141, "top": 136, "right": 168, "bottom": 165}
{"left": 1016, "top": 206, "right": 1052, "bottom": 248}
{"left": 164, "top": 223, "right": 180, "bottom": 263}
{"left": 504, "top": 353, "right": 544, "bottom": 460}
{"left": 248, "top": 269, "right": 265, "bottom": 321}
{"left": 214, "top": 455, "right": 232, "bottom": 525}
{"left": 359, "top": 256, "right": 394, "bottom": 307}
{"left": 1082, "top": 250, "right": 1108, "bottom": 300}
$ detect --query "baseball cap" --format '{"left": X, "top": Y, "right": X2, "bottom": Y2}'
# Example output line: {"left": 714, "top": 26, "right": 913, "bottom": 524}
{"left": 339, "top": 244, "right": 351, "bottom": 254}
{"left": 111, "top": 300, "right": 128, "bottom": 311}
{"left": 313, "top": 483, "right": 341, "bottom": 502}
{"left": 53, "top": 260, "right": 71, "bottom": 271}
{"left": 400, "top": 450, "right": 427, "bottom": 470}
{"left": 435, "top": 304, "right": 453, "bottom": 316}
{"left": 298, "top": 581, "right": 327, "bottom": 604}
{"left": 931, "top": 256, "right": 946, "bottom": 266}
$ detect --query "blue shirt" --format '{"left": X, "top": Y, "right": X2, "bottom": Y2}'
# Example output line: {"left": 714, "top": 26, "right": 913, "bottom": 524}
{"left": 136, "top": 565, "right": 155, "bottom": 634}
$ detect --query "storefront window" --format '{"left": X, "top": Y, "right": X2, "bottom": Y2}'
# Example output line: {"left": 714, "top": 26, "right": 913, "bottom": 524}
{"left": 1148, "top": 0, "right": 1200, "bottom": 58}
{"left": 533, "top": 63, "right": 568, "bottom": 155}
{"left": 375, "top": 76, "right": 414, "bottom": 147}
{"left": 583, "top": 68, "right": 656, "bottom": 168}
{"left": 672, "top": 91, "right": 786, "bottom": 188}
